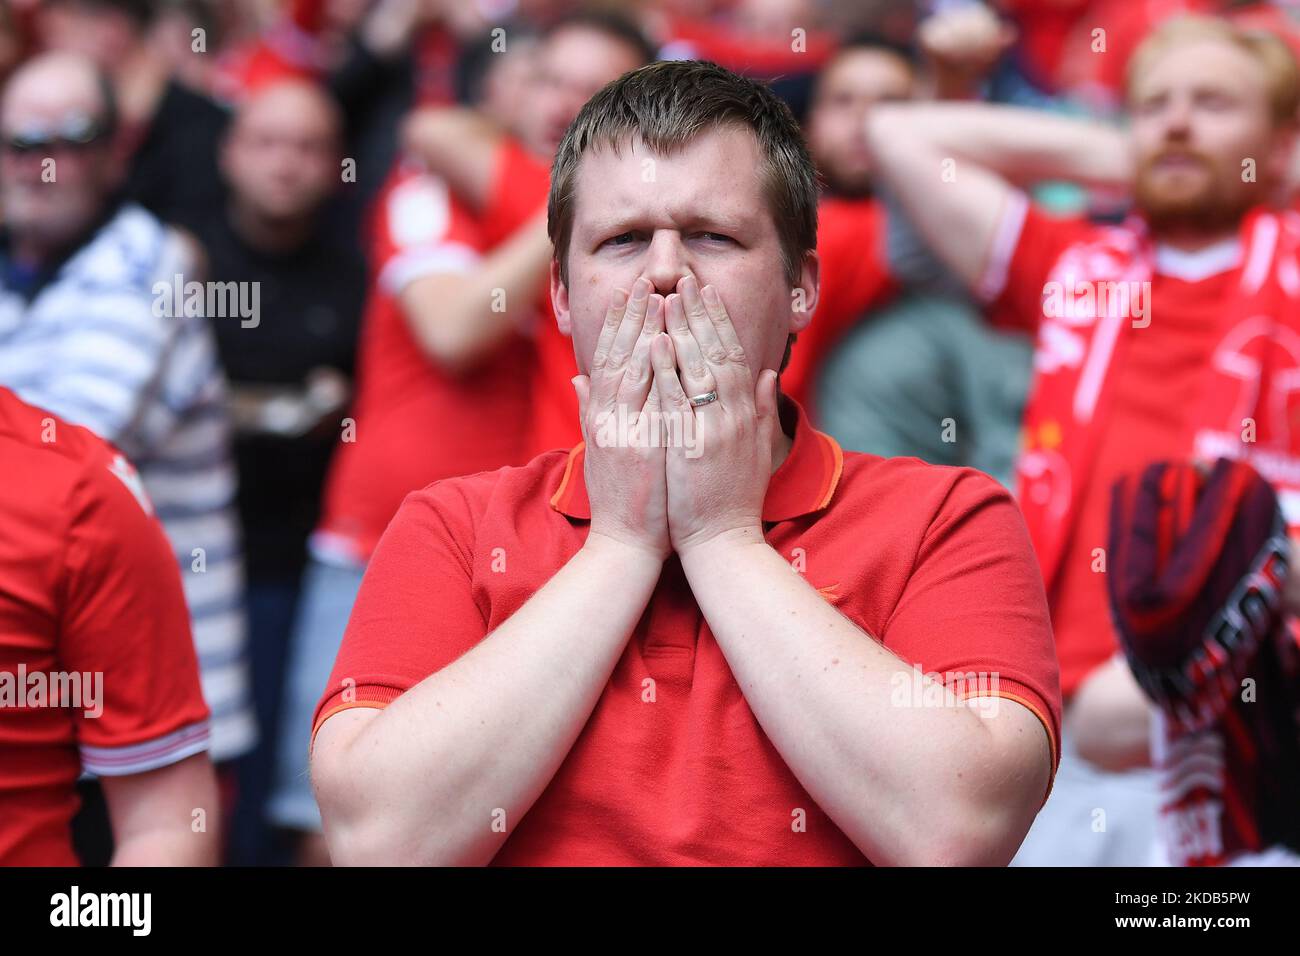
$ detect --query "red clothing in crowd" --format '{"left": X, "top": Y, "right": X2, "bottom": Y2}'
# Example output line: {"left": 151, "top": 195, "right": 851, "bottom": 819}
{"left": 312, "top": 162, "right": 535, "bottom": 563}
{"left": 0, "top": 387, "right": 210, "bottom": 865}
{"left": 473, "top": 138, "right": 582, "bottom": 458}
{"left": 311, "top": 397, "right": 1061, "bottom": 865}
{"left": 989, "top": 204, "right": 1268, "bottom": 697}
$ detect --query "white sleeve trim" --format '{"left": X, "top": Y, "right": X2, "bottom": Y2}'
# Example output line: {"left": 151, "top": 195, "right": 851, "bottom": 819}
{"left": 378, "top": 243, "right": 482, "bottom": 297}
{"left": 79, "top": 719, "right": 211, "bottom": 777}
{"left": 976, "top": 190, "right": 1030, "bottom": 303}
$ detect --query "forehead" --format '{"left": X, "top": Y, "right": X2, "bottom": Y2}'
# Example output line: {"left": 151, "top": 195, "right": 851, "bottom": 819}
{"left": 1130, "top": 38, "right": 1270, "bottom": 101}
{"left": 237, "top": 90, "right": 335, "bottom": 139}
{"left": 540, "top": 26, "right": 642, "bottom": 80}
{"left": 817, "top": 49, "right": 913, "bottom": 100}
{"left": 2, "top": 64, "right": 100, "bottom": 123}
{"left": 571, "top": 125, "right": 770, "bottom": 233}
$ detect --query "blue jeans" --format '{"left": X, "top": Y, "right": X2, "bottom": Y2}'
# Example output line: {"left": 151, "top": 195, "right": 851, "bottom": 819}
{"left": 266, "top": 556, "right": 366, "bottom": 832}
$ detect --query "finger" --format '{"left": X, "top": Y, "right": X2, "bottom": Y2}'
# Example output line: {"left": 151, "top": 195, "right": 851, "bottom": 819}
{"left": 699, "top": 283, "right": 747, "bottom": 361}
{"left": 643, "top": 292, "right": 665, "bottom": 337}
{"left": 616, "top": 333, "right": 654, "bottom": 412}
{"left": 590, "top": 286, "right": 630, "bottom": 374}
{"left": 664, "top": 292, "right": 718, "bottom": 408}
{"left": 652, "top": 330, "right": 693, "bottom": 420}
{"left": 640, "top": 334, "right": 666, "bottom": 449}
{"left": 678, "top": 274, "right": 724, "bottom": 358}
{"left": 617, "top": 295, "right": 663, "bottom": 414}
{"left": 605, "top": 276, "right": 651, "bottom": 377}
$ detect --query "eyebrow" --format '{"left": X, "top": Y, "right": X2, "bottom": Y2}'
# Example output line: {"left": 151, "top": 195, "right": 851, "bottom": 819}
{"left": 582, "top": 207, "right": 757, "bottom": 239}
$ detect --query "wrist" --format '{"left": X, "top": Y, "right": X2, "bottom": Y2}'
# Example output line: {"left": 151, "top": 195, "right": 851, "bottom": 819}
{"left": 582, "top": 529, "right": 668, "bottom": 572}
{"left": 675, "top": 525, "right": 768, "bottom": 570}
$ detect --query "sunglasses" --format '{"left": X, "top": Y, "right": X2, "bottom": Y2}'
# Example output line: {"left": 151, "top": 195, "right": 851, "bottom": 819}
{"left": 2, "top": 115, "right": 107, "bottom": 155}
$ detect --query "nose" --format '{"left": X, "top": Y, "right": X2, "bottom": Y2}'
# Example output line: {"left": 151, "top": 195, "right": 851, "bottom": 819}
{"left": 641, "top": 230, "right": 692, "bottom": 297}
{"left": 1161, "top": 95, "right": 1194, "bottom": 141}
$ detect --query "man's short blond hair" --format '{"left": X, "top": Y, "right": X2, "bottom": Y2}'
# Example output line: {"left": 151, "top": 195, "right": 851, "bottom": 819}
{"left": 1127, "top": 15, "right": 1300, "bottom": 125}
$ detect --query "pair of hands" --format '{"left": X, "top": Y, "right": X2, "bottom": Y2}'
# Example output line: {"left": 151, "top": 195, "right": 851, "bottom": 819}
{"left": 573, "top": 275, "right": 782, "bottom": 563}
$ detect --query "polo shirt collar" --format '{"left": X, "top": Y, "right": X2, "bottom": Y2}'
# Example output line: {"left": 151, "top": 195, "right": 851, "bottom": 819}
{"left": 549, "top": 394, "right": 844, "bottom": 523}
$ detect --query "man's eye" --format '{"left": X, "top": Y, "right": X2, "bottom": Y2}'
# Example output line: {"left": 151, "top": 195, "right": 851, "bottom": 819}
{"left": 696, "top": 233, "right": 732, "bottom": 243}
{"left": 604, "top": 232, "right": 637, "bottom": 247}
{"left": 1198, "top": 93, "right": 1235, "bottom": 111}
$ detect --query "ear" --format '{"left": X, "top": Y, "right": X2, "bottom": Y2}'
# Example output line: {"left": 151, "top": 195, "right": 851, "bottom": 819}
{"left": 790, "top": 249, "right": 820, "bottom": 334}
{"left": 1270, "top": 121, "right": 1300, "bottom": 195}
{"left": 550, "top": 256, "right": 573, "bottom": 337}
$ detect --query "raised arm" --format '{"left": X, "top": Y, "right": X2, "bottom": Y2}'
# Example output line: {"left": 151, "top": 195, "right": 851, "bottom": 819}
{"left": 402, "top": 106, "right": 506, "bottom": 213}
{"left": 398, "top": 209, "right": 552, "bottom": 375}
{"left": 864, "top": 102, "right": 1132, "bottom": 291}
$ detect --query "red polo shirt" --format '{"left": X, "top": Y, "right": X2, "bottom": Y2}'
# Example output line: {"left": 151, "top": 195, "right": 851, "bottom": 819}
{"left": 0, "top": 388, "right": 210, "bottom": 865}
{"left": 312, "top": 398, "right": 1061, "bottom": 865}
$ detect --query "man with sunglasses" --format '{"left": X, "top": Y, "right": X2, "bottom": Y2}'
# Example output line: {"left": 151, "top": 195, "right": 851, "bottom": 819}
{"left": 0, "top": 51, "right": 253, "bottom": 859}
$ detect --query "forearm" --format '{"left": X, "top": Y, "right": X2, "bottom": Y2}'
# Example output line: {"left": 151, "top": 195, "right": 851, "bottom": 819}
{"left": 680, "top": 531, "right": 1040, "bottom": 865}
{"left": 400, "top": 216, "right": 551, "bottom": 374}
{"left": 104, "top": 755, "right": 220, "bottom": 866}
{"left": 864, "top": 102, "right": 1129, "bottom": 291}
{"left": 320, "top": 534, "right": 663, "bottom": 865}
{"left": 404, "top": 108, "right": 503, "bottom": 212}
{"left": 1068, "top": 654, "right": 1152, "bottom": 771}
{"left": 111, "top": 827, "right": 216, "bottom": 866}
{"left": 868, "top": 102, "right": 1131, "bottom": 190}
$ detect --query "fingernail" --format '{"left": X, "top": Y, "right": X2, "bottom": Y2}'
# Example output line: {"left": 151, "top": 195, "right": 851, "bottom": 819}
{"left": 702, "top": 284, "right": 720, "bottom": 307}
{"left": 632, "top": 277, "right": 650, "bottom": 299}
{"left": 647, "top": 296, "right": 662, "bottom": 319}
{"left": 611, "top": 288, "right": 628, "bottom": 309}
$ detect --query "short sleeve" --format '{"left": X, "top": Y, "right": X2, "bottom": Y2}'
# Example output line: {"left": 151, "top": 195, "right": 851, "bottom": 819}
{"left": 371, "top": 171, "right": 484, "bottom": 296}
{"left": 980, "top": 194, "right": 1099, "bottom": 335}
{"left": 310, "top": 479, "right": 489, "bottom": 748}
{"left": 881, "top": 469, "right": 1063, "bottom": 797}
{"left": 60, "top": 449, "right": 211, "bottom": 776}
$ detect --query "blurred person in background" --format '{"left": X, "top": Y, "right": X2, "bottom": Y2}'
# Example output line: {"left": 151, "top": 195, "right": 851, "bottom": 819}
{"left": 38, "top": 0, "right": 230, "bottom": 235}
{"left": 150, "top": 0, "right": 225, "bottom": 95}
{"left": 266, "top": 11, "right": 650, "bottom": 866}
{"left": 400, "top": 12, "right": 677, "bottom": 457}
{"left": 0, "top": 387, "right": 219, "bottom": 866}
{"left": 0, "top": 51, "right": 254, "bottom": 862}
{"left": 199, "top": 79, "right": 364, "bottom": 865}
{"left": 866, "top": 15, "right": 1300, "bottom": 864}
{"left": 805, "top": 15, "right": 1035, "bottom": 488}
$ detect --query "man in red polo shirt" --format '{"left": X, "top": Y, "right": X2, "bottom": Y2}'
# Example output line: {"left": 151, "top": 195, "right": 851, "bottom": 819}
{"left": 864, "top": 16, "right": 1300, "bottom": 864}
{"left": 310, "top": 60, "right": 1060, "bottom": 867}
{"left": 0, "top": 387, "right": 216, "bottom": 865}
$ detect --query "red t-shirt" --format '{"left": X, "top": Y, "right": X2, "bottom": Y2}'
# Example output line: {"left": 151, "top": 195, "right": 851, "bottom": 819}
{"left": 991, "top": 205, "right": 1248, "bottom": 697}
{"left": 312, "top": 398, "right": 1061, "bottom": 865}
{"left": 0, "top": 388, "right": 210, "bottom": 865}
{"left": 313, "top": 164, "right": 535, "bottom": 562}
{"left": 783, "top": 197, "right": 897, "bottom": 410}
